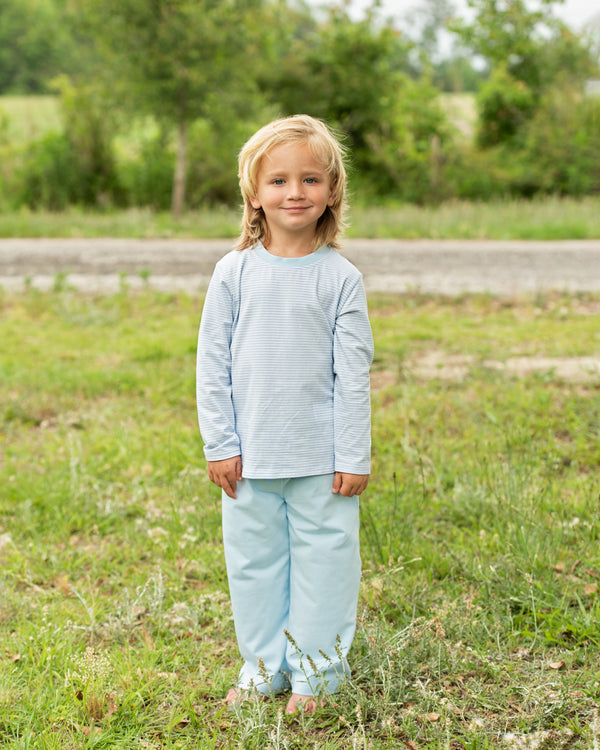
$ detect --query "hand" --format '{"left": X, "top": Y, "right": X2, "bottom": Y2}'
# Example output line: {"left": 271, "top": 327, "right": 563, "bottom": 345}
{"left": 332, "top": 472, "right": 369, "bottom": 497}
{"left": 207, "top": 456, "right": 242, "bottom": 499}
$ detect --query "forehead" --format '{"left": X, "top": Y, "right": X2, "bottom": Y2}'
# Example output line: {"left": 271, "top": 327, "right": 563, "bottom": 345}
{"left": 259, "top": 141, "right": 328, "bottom": 174}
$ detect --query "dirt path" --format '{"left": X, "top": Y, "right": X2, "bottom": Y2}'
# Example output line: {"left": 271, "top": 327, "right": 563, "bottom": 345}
{"left": 2, "top": 237, "right": 600, "bottom": 294}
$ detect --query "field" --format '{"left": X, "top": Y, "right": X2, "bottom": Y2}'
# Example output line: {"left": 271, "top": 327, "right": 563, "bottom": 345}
{"left": 1, "top": 285, "right": 599, "bottom": 748}
{"left": 0, "top": 96, "right": 62, "bottom": 144}
{"left": 2, "top": 196, "right": 600, "bottom": 240}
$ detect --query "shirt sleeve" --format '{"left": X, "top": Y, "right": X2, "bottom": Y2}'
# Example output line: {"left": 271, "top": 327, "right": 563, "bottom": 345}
{"left": 196, "top": 264, "right": 241, "bottom": 462}
{"left": 333, "top": 275, "right": 374, "bottom": 474}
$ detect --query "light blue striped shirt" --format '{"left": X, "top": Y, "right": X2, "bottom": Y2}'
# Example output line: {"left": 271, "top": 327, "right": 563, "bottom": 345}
{"left": 196, "top": 242, "right": 373, "bottom": 479}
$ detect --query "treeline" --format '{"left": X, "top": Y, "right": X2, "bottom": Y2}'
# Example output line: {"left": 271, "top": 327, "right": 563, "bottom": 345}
{"left": 0, "top": 0, "right": 599, "bottom": 213}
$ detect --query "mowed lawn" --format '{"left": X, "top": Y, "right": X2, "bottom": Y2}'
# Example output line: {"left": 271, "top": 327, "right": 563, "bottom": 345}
{"left": 1, "top": 286, "right": 599, "bottom": 749}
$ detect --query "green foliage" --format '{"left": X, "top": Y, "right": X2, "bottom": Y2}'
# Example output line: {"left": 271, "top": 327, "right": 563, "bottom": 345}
{"left": 117, "top": 124, "right": 176, "bottom": 211}
{"left": 520, "top": 86, "right": 600, "bottom": 196}
{"left": 0, "top": 0, "right": 599, "bottom": 209}
{"left": 0, "top": 0, "right": 76, "bottom": 94}
{"left": 77, "top": 0, "right": 268, "bottom": 214}
{"left": 16, "top": 78, "right": 123, "bottom": 209}
{"left": 453, "top": 0, "right": 594, "bottom": 90}
{"left": 476, "top": 67, "right": 536, "bottom": 147}
{"left": 267, "top": 5, "right": 453, "bottom": 202}
{"left": 452, "top": 0, "right": 598, "bottom": 148}
{"left": 18, "top": 132, "right": 77, "bottom": 210}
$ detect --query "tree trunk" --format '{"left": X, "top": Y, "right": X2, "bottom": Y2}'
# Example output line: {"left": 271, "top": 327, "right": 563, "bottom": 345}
{"left": 171, "top": 119, "right": 187, "bottom": 218}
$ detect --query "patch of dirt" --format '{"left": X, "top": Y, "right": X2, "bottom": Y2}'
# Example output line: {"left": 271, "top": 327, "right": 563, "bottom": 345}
{"left": 372, "top": 354, "right": 600, "bottom": 387}
{"left": 487, "top": 356, "right": 600, "bottom": 382}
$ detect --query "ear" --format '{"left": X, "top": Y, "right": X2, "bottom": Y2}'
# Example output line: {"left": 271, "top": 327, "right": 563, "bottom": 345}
{"left": 250, "top": 196, "right": 262, "bottom": 209}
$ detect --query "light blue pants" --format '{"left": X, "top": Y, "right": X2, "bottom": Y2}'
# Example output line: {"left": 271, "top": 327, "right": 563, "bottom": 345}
{"left": 222, "top": 473, "right": 361, "bottom": 696}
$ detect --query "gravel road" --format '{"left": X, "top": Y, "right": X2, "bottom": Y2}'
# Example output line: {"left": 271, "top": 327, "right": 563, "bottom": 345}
{"left": 2, "top": 237, "right": 600, "bottom": 295}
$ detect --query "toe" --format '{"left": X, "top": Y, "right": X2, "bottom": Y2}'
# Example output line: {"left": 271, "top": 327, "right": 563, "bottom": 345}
{"left": 285, "top": 693, "right": 320, "bottom": 715}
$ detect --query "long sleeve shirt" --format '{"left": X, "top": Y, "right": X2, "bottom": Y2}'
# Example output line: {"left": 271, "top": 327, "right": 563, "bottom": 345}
{"left": 196, "top": 241, "right": 373, "bottom": 479}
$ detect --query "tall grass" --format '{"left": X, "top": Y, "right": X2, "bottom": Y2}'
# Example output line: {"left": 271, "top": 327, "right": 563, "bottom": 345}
{"left": 1, "top": 286, "right": 599, "bottom": 748}
{"left": 1, "top": 196, "right": 600, "bottom": 239}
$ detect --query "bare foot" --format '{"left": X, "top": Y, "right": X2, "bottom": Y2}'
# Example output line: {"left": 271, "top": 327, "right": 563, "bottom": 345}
{"left": 225, "top": 687, "right": 267, "bottom": 707}
{"left": 225, "top": 687, "right": 243, "bottom": 705}
{"left": 285, "top": 693, "right": 323, "bottom": 715}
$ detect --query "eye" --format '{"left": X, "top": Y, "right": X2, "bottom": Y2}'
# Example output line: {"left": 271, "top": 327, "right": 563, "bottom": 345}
{"left": 272, "top": 178, "right": 285, "bottom": 185}
{"left": 305, "top": 177, "right": 317, "bottom": 184}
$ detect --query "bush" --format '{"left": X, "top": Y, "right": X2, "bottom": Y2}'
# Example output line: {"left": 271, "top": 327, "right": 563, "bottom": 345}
{"left": 13, "top": 79, "right": 124, "bottom": 209}
{"left": 18, "top": 131, "right": 75, "bottom": 210}
{"left": 476, "top": 67, "right": 536, "bottom": 148}
{"left": 442, "top": 145, "right": 509, "bottom": 201}
{"left": 118, "top": 126, "right": 174, "bottom": 210}
{"left": 519, "top": 86, "right": 600, "bottom": 196}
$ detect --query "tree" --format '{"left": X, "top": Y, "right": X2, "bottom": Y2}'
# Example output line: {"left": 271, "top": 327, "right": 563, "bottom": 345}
{"left": 0, "top": 0, "right": 75, "bottom": 93}
{"left": 451, "top": 0, "right": 597, "bottom": 146}
{"left": 265, "top": 3, "right": 450, "bottom": 201}
{"left": 78, "top": 0, "right": 266, "bottom": 216}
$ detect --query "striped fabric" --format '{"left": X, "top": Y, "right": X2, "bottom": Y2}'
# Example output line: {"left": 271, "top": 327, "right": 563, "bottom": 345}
{"left": 196, "top": 242, "right": 373, "bottom": 479}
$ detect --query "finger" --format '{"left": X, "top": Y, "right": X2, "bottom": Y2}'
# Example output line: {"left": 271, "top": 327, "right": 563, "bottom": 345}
{"left": 221, "top": 472, "right": 237, "bottom": 499}
{"left": 343, "top": 480, "right": 364, "bottom": 497}
{"left": 332, "top": 473, "right": 342, "bottom": 494}
{"left": 355, "top": 479, "right": 368, "bottom": 496}
{"left": 236, "top": 458, "right": 243, "bottom": 481}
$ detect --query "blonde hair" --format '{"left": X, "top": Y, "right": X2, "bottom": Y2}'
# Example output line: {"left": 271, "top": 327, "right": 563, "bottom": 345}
{"left": 236, "top": 114, "right": 347, "bottom": 252}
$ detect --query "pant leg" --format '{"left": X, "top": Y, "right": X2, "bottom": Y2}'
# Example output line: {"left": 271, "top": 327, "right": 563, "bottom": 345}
{"left": 283, "top": 474, "right": 361, "bottom": 696}
{"left": 221, "top": 478, "right": 291, "bottom": 694}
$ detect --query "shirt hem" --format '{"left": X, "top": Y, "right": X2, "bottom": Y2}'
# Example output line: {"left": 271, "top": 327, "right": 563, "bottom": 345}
{"left": 241, "top": 466, "right": 335, "bottom": 480}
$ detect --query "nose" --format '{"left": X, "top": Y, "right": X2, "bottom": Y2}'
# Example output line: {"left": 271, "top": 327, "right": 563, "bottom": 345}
{"left": 288, "top": 181, "right": 304, "bottom": 199}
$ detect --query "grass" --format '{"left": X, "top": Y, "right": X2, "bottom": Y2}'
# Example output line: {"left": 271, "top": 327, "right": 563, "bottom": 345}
{"left": 1, "top": 196, "right": 600, "bottom": 240}
{"left": 1, "top": 284, "right": 600, "bottom": 748}
{"left": 0, "top": 95, "right": 62, "bottom": 144}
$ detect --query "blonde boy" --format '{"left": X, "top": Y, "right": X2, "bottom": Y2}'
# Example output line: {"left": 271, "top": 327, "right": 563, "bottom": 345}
{"left": 196, "top": 115, "right": 373, "bottom": 713}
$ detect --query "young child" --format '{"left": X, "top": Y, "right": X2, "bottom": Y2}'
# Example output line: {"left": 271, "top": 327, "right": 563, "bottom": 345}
{"left": 196, "top": 114, "right": 373, "bottom": 714}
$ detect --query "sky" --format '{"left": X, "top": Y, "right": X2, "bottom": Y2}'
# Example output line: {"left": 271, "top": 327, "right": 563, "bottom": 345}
{"left": 552, "top": 0, "right": 600, "bottom": 29}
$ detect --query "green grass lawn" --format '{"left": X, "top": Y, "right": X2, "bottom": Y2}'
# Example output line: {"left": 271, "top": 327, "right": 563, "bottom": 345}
{"left": 1, "top": 287, "right": 599, "bottom": 748}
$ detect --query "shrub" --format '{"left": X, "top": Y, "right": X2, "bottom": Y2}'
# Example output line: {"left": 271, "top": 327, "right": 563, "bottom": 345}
{"left": 476, "top": 67, "right": 536, "bottom": 148}
{"left": 118, "top": 126, "right": 174, "bottom": 210}
{"left": 18, "top": 131, "right": 75, "bottom": 210}
{"left": 519, "top": 85, "right": 600, "bottom": 196}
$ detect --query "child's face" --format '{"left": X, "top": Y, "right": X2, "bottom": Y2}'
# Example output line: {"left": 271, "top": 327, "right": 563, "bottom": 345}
{"left": 250, "top": 141, "right": 335, "bottom": 248}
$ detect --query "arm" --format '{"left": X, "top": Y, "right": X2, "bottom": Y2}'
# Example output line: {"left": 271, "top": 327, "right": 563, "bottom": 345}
{"left": 332, "top": 276, "right": 374, "bottom": 496}
{"left": 196, "top": 264, "right": 242, "bottom": 490}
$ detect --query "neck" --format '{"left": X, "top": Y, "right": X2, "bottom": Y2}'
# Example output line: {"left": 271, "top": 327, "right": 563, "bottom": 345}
{"left": 263, "top": 229, "right": 317, "bottom": 258}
